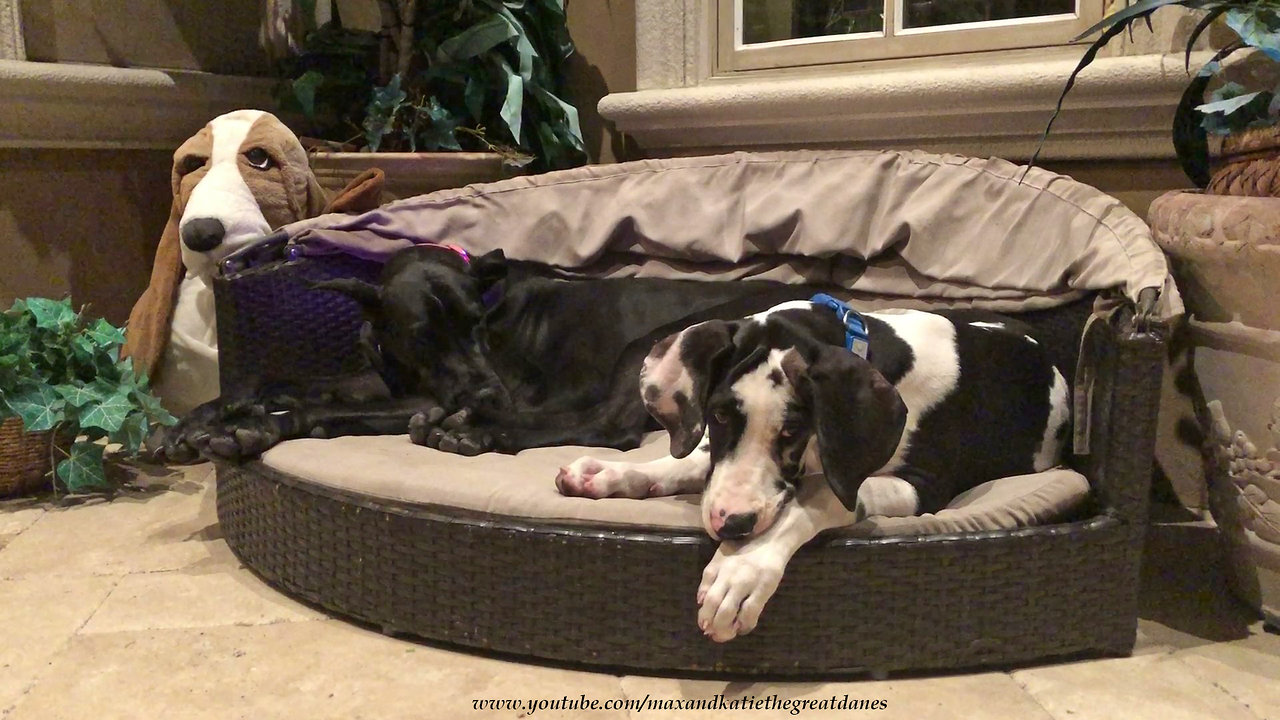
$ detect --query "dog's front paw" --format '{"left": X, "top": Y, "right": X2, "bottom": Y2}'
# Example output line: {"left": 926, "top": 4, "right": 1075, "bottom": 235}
{"left": 696, "top": 544, "right": 786, "bottom": 643}
{"left": 408, "top": 408, "right": 494, "bottom": 456}
{"left": 556, "top": 456, "right": 663, "bottom": 499}
{"left": 194, "top": 405, "right": 288, "bottom": 461}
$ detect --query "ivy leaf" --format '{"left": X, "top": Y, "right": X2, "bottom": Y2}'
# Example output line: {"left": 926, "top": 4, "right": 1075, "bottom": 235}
{"left": 84, "top": 317, "right": 125, "bottom": 350}
{"left": 292, "top": 69, "right": 326, "bottom": 120}
{"left": 55, "top": 382, "right": 109, "bottom": 410}
{"left": 24, "top": 298, "right": 76, "bottom": 331}
{"left": 1226, "top": 7, "right": 1280, "bottom": 61}
{"left": 111, "top": 412, "right": 150, "bottom": 455}
{"left": 56, "top": 442, "right": 108, "bottom": 493}
{"left": 78, "top": 389, "right": 134, "bottom": 433}
{"left": 3, "top": 384, "right": 65, "bottom": 432}
{"left": 363, "top": 75, "right": 408, "bottom": 152}
{"left": 413, "top": 97, "right": 463, "bottom": 151}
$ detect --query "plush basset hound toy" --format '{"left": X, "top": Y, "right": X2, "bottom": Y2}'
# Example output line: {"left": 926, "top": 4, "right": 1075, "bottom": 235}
{"left": 122, "top": 109, "right": 385, "bottom": 416}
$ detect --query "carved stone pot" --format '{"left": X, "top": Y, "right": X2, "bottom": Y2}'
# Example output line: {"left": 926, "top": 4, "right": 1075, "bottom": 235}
{"left": 1150, "top": 190, "right": 1280, "bottom": 629}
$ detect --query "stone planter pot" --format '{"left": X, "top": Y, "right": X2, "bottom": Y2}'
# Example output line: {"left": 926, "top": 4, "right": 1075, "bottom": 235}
{"left": 1150, "top": 190, "right": 1280, "bottom": 629}
{"left": 308, "top": 151, "right": 514, "bottom": 200}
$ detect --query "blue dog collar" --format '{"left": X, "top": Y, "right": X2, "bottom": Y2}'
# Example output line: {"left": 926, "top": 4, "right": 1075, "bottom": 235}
{"left": 811, "top": 293, "right": 869, "bottom": 359}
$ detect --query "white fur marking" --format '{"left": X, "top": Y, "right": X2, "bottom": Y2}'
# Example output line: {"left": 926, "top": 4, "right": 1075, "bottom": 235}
{"left": 854, "top": 476, "right": 920, "bottom": 518}
{"left": 969, "top": 320, "right": 1006, "bottom": 331}
{"left": 749, "top": 300, "right": 814, "bottom": 324}
{"left": 1024, "top": 334, "right": 1039, "bottom": 345}
{"left": 867, "top": 310, "right": 961, "bottom": 472}
{"left": 1034, "top": 367, "right": 1070, "bottom": 471}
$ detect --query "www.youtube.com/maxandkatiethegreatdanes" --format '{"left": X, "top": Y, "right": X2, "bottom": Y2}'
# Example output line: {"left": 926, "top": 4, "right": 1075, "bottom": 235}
{"left": 472, "top": 692, "right": 890, "bottom": 715}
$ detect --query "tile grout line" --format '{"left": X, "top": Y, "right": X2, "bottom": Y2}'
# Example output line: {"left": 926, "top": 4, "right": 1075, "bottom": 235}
{"left": 1006, "top": 670, "right": 1058, "bottom": 720}
{"left": 1170, "top": 653, "right": 1269, "bottom": 720}
{"left": 1, "top": 573, "right": 126, "bottom": 720}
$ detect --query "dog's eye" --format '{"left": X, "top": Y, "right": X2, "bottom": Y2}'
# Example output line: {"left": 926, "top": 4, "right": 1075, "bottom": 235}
{"left": 780, "top": 427, "right": 794, "bottom": 438}
{"left": 244, "top": 147, "right": 274, "bottom": 170}
{"left": 177, "top": 155, "right": 206, "bottom": 175}
{"left": 712, "top": 410, "right": 728, "bottom": 425}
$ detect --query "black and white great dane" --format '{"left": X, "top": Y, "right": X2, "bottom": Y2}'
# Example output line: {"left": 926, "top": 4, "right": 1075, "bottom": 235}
{"left": 556, "top": 295, "right": 1071, "bottom": 642}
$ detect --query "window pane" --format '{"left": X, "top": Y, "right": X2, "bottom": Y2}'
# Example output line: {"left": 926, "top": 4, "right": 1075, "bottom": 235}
{"left": 901, "top": 0, "right": 1073, "bottom": 29}
{"left": 742, "top": 0, "right": 884, "bottom": 45}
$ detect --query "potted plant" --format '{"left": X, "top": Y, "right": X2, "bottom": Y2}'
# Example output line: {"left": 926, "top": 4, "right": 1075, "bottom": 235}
{"left": 271, "top": 0, "right": 588, "bottom": 197}
{"left": 0, "top": 298, "right": 175, "bottom": 496}
{"left": 1038, "top": 0, "right": 1280, "bottom": 629}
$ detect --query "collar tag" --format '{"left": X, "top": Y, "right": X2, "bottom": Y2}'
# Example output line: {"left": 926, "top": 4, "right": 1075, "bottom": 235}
{"left": 810, "top": 293, "right": 870, "bottom": 359}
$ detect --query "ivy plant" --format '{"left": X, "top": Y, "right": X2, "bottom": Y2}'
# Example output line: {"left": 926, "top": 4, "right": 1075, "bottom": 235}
{"left": 277, "top": 0, "right": 587, "bottom": 171}
{"left": 0, "top": 298, "right": 175, "bottom": 494}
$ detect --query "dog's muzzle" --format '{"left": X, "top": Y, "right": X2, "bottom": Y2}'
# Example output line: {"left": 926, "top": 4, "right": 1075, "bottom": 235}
{"left": 182, "top": 218, "right": 226, "bottom": 252}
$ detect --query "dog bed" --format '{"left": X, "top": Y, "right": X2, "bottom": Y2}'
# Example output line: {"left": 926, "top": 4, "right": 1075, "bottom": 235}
{"left": 212, "top": 150, "right": 1175, "bottom": 675}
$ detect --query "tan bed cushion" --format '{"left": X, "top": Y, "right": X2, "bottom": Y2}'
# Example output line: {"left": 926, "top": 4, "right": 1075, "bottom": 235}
{"left": 261, "top": 433, "right": 1091, "bottom": 536}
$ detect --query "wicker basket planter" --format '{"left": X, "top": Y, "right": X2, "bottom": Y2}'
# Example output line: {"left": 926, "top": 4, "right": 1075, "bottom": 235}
{"left": 1149, "top": 189, "right": 1280, "bottom": 630}
{"left": 0, "top": 416, "right": 56, "bottom": 497}
{"left": 1208, "top": 126, "right": 1280, "bottom": 198}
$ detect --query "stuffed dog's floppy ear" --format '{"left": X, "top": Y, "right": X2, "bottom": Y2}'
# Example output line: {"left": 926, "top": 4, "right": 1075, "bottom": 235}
{"left": 642, "top": 320, "right": 738, "bottom": 458}
{"left": 120, "top": 195, "right": 185, "bottom": 382}
{"left": 322, "top": 168, "right": 385, "bottom": 215}
{"left": 790, "top": 345, "right": 907, "bottom": 511}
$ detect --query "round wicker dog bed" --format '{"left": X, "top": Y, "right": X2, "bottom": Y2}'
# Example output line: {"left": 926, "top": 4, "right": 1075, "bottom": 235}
{"left": 210, "top": 150, "right": 1173, "bottom": 675}
{"left": 213, "top": 297, "right": 1163, "bottom": 676}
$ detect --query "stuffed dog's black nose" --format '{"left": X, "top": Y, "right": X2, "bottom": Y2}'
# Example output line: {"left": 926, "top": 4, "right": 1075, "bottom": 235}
{"left": 182, "top": 218, "right": 226, "bottom": 252}
{"left": 719, "top": 512, "right": 758, "bottom": 540}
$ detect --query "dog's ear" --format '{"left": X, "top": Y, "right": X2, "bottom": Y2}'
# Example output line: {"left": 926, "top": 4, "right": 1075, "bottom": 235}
{"left": 304, "top": 170, "right": 328, "bottom": 219}
{"left": 470, "top": 249, "right": 508, "bottom": 290}
{"left": 308, "top": 278, "right": 383, "bottom": 312}
{"left": 790, "top": 345, "right": 907, "bottom": 510}
{"left": 121, "top": 194, "right": 186, "bottom": 382}
{"left": 642, "top": 320, "right": 737, "bottom": 458}
{"left": 323, "top": 168, "right": 385, "bottom": 214}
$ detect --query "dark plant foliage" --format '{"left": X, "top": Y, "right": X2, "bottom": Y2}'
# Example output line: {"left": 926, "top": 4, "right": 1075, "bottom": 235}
{"left": 277, "top": 0, "right": 587, "bottom": 171}
{"left": 1031, "top": 0, "right": 1280, "bottom": 186}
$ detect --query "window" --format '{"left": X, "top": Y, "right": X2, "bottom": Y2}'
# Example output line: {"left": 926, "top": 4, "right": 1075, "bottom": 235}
{"left": 721, "top": 0, "right": 1103, "bottom": 72}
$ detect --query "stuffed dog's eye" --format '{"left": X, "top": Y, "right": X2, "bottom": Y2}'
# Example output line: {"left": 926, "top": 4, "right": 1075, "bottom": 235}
{"left": 178, "top": 155, "right": 206, "bottom": 175}
{"left": 244, "top": 147, "right": 274, "bottom": 170}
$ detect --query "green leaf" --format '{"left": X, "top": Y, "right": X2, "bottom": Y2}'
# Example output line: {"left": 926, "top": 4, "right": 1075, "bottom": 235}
{"left": 55, "top": 382, "right": 108, "bottom": 409}
{"left": 110, "top": 412, "right": 149, "bottom": 455}
{"left": 56, "top": 442, "right": 108, "bottom": 493}
{"left": 363, "top": 75, "right": 408, "bottom": 152}
{"left": 491, "top": 56, "right": 525, "bottom": 142}
{"left": 438, "top": 14, "right": 516, "bottom": 61}
{"left": 292, "top": 70, "right": 326, "bottom": 119}
{"left": 3, "top": 384, "right": 65, "bottom": 432}
{"left": 84, "top": 317, "right": 125, "bottom": 350}
{"left": 1226, "top": 7, "right": 1280, "bottom": 61}
{"left": 78, "top": 389, "right": 134, "bottom": 433}
{"left": 24, "top": 297, "right": 76, "bottom": 332}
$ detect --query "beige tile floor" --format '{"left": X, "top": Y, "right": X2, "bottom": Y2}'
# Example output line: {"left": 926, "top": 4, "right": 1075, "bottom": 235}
{"left": 0, "top": 463, "right": 1277, "bottom": 720}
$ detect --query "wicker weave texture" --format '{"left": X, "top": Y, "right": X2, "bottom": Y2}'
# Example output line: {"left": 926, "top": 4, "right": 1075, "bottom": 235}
{"left": 0, "top": 417, "right": 52, "bottom": 497}
{"left": 214, "top": 254, "right": 381, "bottom": 394}
{"left": 218, "top": 464, "right": 1137, "bottom": 675}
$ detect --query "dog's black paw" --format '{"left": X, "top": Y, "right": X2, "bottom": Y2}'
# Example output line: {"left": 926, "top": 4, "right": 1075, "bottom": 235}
{"left": 408, "top": 407, "right": 495, "bottom": 456}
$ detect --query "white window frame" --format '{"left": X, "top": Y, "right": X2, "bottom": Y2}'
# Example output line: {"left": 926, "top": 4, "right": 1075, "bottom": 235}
{"left": 721, "top": 0, "right": 1103, "bottom": 72}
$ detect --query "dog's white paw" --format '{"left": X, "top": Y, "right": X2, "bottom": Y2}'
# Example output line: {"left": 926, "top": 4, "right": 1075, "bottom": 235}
{"left": 696, "top": 543, "right": 786, "bottom": 643}
{"left": 555, "top": 457, "right": 646, "bottom": 499}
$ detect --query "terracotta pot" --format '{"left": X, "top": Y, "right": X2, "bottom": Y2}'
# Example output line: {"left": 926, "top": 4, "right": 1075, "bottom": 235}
{"left": 1149, "top": 190, "right": 1280, "bottom": 630}
{"left": 1208, "top": 125, "right": 1280, "bottom": 198}
{"left": 308, "top": 151, "right": 514, "bottom": 201}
